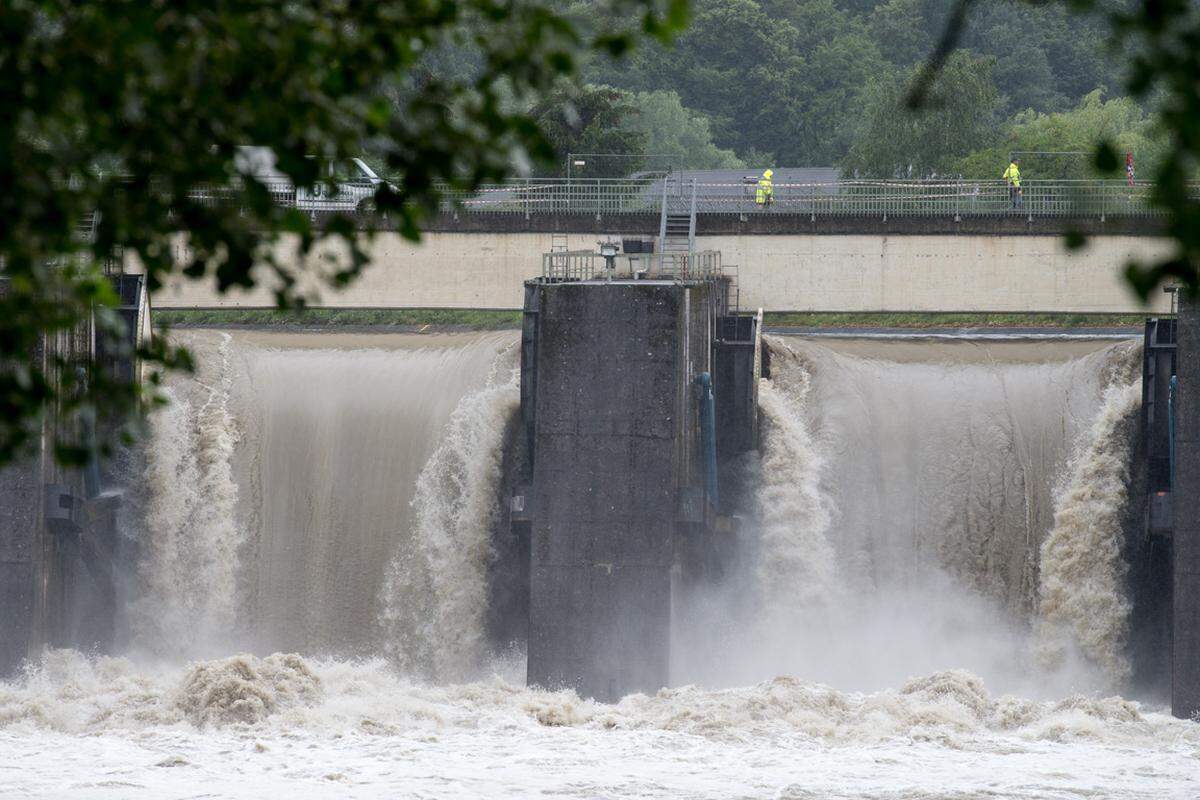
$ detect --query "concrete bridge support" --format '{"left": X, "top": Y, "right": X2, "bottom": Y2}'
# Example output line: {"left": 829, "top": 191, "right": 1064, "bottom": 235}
{"left": 1174, "top": 294, "right": 1200, "bottom": 719}
{"left": 520, "top": 277, "right": 753, "bottom": 701}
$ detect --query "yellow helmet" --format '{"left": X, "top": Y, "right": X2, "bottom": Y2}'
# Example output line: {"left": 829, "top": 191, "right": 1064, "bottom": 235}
{"left": 763, "top": 169, "right": 773, "bottom": 178}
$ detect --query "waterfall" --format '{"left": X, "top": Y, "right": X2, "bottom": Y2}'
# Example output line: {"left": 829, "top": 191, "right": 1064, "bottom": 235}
{"left": 1038, "top": 378, "right": 1141, "bottom": 685}
{"left": 129, "top": 330, "right": 518, "bottom": 665}
{"left": 745, "top": 335, "right": 1141, "bottom": 695}
{"left": 130, "top": 332, "right": 243, "bottom": 655}
{"left": 378, "top": 348, "right": 520, "bottom": 680}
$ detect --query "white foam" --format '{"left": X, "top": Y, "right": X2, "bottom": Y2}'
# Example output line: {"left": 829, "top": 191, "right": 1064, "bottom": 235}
{"left": 1038, "top": 379, "right": 1142, "bottom": 685}
{"left": 1, "top": 652, "right": 1195, "bottom": 799}
{"left": 378, "top": 347, "right": 520, "bottom": 680}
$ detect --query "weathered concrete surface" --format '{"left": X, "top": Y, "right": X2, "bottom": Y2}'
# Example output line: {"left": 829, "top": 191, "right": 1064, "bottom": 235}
{"left": 1173, "top": 294, "right": 1200, "bottom": 719}
{"left": 420, "top": 211, "right": 1164, "bottom": 237}
{"left": 526, "top": 280, "right": 710, "bottom": 701}
{"left": 0, "top": 457, "right": 40, "bottom": 676}
{"left": 149, "top": 232, "right": 1172, "bottom": 313}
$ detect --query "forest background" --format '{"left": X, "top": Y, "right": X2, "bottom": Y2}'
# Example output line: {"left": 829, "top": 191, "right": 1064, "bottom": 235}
{"left": 502, "top": 0, "right": 1165, "bottom": 179}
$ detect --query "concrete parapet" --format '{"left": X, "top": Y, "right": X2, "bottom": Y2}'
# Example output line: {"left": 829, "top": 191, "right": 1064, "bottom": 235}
{"left": 422, "top": 212, "right": 1166, "bottom": 238}
{"left": 151, "top": 232, "right": 1173, "bottom": 314}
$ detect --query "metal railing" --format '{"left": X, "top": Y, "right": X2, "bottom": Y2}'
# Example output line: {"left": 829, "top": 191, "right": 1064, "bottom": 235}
{"left": 541, "top": 249, "right": 724, "bottom": 282}
{"left": 439, "top": 178, "right": 1194, "bottom": 218}
{"left": 81, "top": 176, "right": 1192, "bottom": 222}
{"left": 446, "top": 177, "right": 663, "bottom": 216}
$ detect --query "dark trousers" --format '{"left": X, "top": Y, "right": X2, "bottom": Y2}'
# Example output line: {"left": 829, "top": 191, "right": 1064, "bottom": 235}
{"left": 1009, "top": 185, "right": 1023, "bottom": 208}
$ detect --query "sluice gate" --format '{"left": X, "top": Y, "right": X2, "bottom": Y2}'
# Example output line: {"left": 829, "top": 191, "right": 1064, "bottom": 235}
{"left": 1130, "top": 294, "right": 1199, "bottom": 719}
{"left": 0, "top": 273, "right": 150, "bottom": 676}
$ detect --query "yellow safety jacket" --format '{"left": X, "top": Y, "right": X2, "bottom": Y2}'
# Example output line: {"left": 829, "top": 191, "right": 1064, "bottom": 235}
{"left": 756, "top": 172, "right": 774, "bottom": 204}
{"left": 1003, "top": 162, "right": 1021, "bottom": 188}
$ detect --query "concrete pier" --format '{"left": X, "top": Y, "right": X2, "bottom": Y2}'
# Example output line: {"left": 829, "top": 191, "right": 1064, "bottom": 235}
{"left": 0, "top": 453, "right": 44, "bottom": 676}
{"left": 522, "top": 277, "right": 746, "bottom": 701}
{"left": 1173, "top": 294, "right": 1200, "bottom": 719}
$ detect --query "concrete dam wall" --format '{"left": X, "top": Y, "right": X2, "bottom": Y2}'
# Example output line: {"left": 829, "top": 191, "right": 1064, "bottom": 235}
{"left": 148, "top": 232, "right": 1174, "bottom": 314}
{"left": 65, "top": 328, "right": 1153, "bottom": 699}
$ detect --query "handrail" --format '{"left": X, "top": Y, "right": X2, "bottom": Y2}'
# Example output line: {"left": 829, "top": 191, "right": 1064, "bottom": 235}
{"left": 687, "top": 179, "right": 697, "bottom": 265}
{"left": 658, "top": 176, "right": 669, "bottom": 274}
{"left": 84, "top": 175, "right": 1199, "bottom": 220}
{"left": 542, "top": 249, "right": 723, "bottom": 281}
{"left": 433, "top": 178, "right": 1196, "bottom": 218}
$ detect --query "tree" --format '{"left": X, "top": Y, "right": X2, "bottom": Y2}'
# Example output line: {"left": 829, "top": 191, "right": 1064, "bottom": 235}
{"left": 0, "top": 0, "right": 683, "bottom": 466}
{"left": 843, "top": 51, "right": 1001, "bottom": 177}
{"left": 955, "top": 90, "right": 1165, "bottom": 179}
{"left": 912, "top": 0, "right": 1200, "bottom": 298}
{"left": 586, "top": 0, "right": 804, "bottom": 161}
{"left": 530, "top": 85, "right": 648, "bottom": 177}
{"left": 868, "top": 0, "right": 948, "bottom": 69}
{"left": 623, "top": 90, "right": 744, "bottom": 170}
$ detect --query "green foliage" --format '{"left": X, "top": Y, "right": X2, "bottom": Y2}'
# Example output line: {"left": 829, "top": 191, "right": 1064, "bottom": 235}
{"left": 1099, "top": 0, "right": 1200, "bottom": 298}
{"left": 155, "top": 308, "right": 523, "bottom": 330}
{"left": 530, "top": 85, "right": 648, "bottom": 176}
{"left": 911, "top": 0, "right": 1200, "bottom": 299}
{"left": 0, "top": 0, "right": 680, "bottom": 466}
{"left": 843, "top": 52, "right": 1001, "bottom": 177}
{"left": 587, "top": 0, "right": 888, "bottom": 165}
{"left": 583, "top": 0, "right": 1130, "bottom": 169}
{"left": 955, "top": 90, "right": 1165, "bottom": 179}
{"left": 764, "top": 311, "right": 1147, "bottom": 329}
{"left": 623, "top": 90, "right": 744, "bottom": 169}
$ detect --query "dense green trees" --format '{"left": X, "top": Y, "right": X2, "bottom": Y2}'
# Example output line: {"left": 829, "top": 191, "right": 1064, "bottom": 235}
{"left": 623, "top": 90, "right": 745, "bottom": 170}
{"left": 578, "top": 0, "right": 1147, "bottom": 177}
{"left": 956, "top": 91, "right": 1164, "bottom": 180}
{"left": 844, "top": 53, "right": 1001, "bottom": 177}
{"left": 530, "top": 86, "right": 648, "bottom": 176}
{"left": 0, "top": 0, "right": 683, "bottom": 465}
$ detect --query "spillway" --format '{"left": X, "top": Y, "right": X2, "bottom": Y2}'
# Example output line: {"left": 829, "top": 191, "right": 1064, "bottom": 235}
{"left": 125, "top": 329, "right": 519, "bottom": 668}
{"left": 678, "top": 335, "right": 1143, "bottom": 699}
{"left": 2, "top": 328, "right": 1196, "bottom": 800}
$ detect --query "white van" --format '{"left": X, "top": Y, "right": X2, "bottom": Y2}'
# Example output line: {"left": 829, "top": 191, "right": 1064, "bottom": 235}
{"left": 232, "top": 146, "right": 386, "bottom": 213}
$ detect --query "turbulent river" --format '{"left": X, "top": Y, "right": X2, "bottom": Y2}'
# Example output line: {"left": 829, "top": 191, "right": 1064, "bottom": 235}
{"left": 1, "top": 330, "right": 1197, "bottom": 799}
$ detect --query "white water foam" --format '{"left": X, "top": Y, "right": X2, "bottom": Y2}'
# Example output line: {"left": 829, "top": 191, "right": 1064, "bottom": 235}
{"left": 127, "top": 330, "right": 518, "bottom": 662}
{"left": 754, "top": 345, "right": 836, "bottom": 616}
{"left": 1, "top": 650, "right": 1196, "bottom": 799}
{"left": 378, "top": 346, "right": 520, "bottom": 680}
{"left": 1039, "top": 378, "right": 1142, "bottom": 685}
{"left": 727, "top": 336, "right": 1142, "bottom": 697}
{"left": 129, "top": 332, "right": 243, "bottom": 656}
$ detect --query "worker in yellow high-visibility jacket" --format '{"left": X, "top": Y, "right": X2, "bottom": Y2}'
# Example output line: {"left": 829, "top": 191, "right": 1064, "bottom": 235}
{"left": 1003, "top": 158, "right": 1022, "bottom": 208}
{"left": 755, "top": 169, "right": 774, "bottom": 209}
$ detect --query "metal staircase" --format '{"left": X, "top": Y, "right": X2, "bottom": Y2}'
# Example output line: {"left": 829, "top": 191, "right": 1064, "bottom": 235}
{"left": 658, "top": 176, "right": 697, "bottom": 274}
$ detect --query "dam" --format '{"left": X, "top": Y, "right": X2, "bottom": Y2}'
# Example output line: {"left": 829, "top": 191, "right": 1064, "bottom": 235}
{"left": 60, "top": 327, "right": 1167, "bottom": 693}
{"left": 1, "top": 234, "right": 1198, "bottom": 796}
{"left": 3, "top": 308, "right": 1200, "bottom": 796}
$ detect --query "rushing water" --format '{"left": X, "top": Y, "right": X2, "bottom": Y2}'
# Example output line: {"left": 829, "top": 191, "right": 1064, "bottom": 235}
{"left": 126, "top": 329, "right": 518, "bottom": 662}
{"left": 2, "top": 330, "right": 1197, "bottom": 799}
{"left": 684, "top": 336, "right": 1146, "bottom": 698}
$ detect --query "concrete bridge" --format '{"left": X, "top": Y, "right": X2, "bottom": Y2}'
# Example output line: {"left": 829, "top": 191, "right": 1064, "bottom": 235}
{"left": 149, "top": 178, "right": 1177, "bottom": 314}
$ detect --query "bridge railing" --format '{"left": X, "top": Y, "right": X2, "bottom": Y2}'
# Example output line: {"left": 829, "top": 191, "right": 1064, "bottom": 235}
{"left": 443, "top": 178, "right": 662, "bottom": 216}
{"left": 438, "top": 178, "right": 1191, "bottom": 218}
